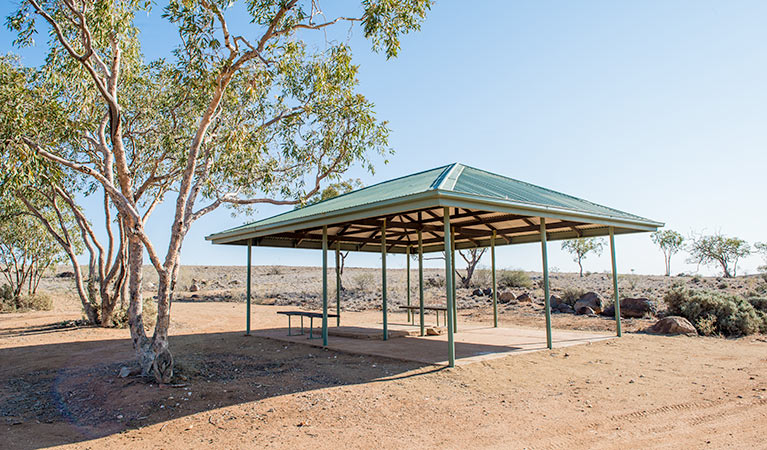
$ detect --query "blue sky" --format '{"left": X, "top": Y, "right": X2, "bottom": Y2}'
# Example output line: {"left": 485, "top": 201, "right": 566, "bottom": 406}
{"left": 3, "top": 1, "right": 766, "bottom": 276}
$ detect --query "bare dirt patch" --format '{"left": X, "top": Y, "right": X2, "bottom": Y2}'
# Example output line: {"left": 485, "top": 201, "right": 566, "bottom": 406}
{"left": 2, "top": 267, "right": 766, "bottom": 449}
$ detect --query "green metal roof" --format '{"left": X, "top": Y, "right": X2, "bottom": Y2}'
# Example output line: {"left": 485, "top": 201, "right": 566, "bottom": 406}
{"left": 206, "top": 163, "right": 663, "bottom": 243}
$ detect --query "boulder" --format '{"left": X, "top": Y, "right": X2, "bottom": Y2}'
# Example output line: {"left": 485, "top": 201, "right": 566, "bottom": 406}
{"left": 574, "top": 292, "right": 602, "bottom": 314}
{"left": 516, "top": 293, "right": 532, "bottom": 303}
{"left": 557, "top": 303, "right": 575, "bottom": 314}
{"left": 472, "top": 289, "right": 484, "bottom": 297}
{"left": 620, "top": 298, "right": 657, "bottom": 318}
{"left": 56, "top": 271, "right": 75, "bottom": 278}
{"left": 549, "top": 295, "right": 562, "bottom": 308}
{"left": 577, "top": 306, "right": 596, "bottom": 315}
{"left": 498, "top": 290, "right": 516, "bottom": 303}
{"left": 189, "top": 283, "right": 200, "bottom": 292}
{"left": 482, "top": 288, "right": 492, "bottom": 296}
{"left": 426, "top": 327, "right": 444, "bottom": 336}
{"left": 647, "top": 316, "right": 697, "bottom": 335}
{"left": 601, "top": 304, "right": 615, "bottom": 317}
{"left": 601, "top": 298, "right": 657, "bottom": 318}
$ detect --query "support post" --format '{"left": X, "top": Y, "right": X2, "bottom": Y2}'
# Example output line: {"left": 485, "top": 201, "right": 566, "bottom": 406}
{"left": 451, "top": 225, "right": 457, "bottom": 333}
{"left": 418, "top": 229, "right": 425, "bottom": 337}
{"left": 406, "top": 244, "right": 411, "bottom": 323}
{"left": 335, "top": 242, "right": 341, "bottom": 327}
{"left": 491, "top": 230, "right": 498, "bottom": 328}
{"left": 540, "top": 218, "right": 552, "bottom": 349}
{"left": 381, "top": 219, "right": 388, "bottom": 341}
{"left": 246, "top": 239, "right": 252, "bottom": 336}
{"left": 610, "top": 226, "right": 622, "bottom": 337}
{"left": 322, "top": 226, "right": 328, "bottom": 346}
{"left": 444, "top": 208, "right": 455, "bottom": 367}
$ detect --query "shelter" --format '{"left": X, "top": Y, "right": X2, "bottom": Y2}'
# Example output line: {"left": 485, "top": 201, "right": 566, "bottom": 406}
{"left": 206, "top": 163, "right": 663, "bottom": 366}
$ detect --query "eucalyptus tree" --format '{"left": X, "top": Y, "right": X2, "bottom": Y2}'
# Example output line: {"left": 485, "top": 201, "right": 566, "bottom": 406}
{"left": 6, "top": 0, "right": 431, "bottom": 382}
{"left": 1, "top": 56, "right": 131, "bottom": 326}
{"left": 561, "top": 237, "right": 605, "bottom": 277}
{"left": 651, "top": 229, "right": 684, "bottom": 276}
{"left": 687, "top": 233, "right": 750, "bottom": 278}
{"left": 0, "top": 197, "right": 67, "bottom": 300}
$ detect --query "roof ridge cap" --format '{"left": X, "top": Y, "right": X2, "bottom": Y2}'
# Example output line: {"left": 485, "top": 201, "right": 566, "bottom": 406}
{"left": 435, "top": 163, "right": 464, "bottom": 190}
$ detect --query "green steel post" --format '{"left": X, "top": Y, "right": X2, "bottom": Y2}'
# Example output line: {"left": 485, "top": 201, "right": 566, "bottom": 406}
{"left": 335, "top": 242, "right": 341, "bottom": 327}
{"left": 406, "top": 244, "right": 411, "bottom": 323}
{"left": 322, "top": 226, "right": 328, "bottom": 346}
{"left": 610, "top": 226, "right": 623, "bottom": 337}
{"left": 540, "top": 218, "right": 552, "bottom": 349}
{"left": 246, "top": 239, "right": 252, "bottom": 336}
{"left": 451, "top": 225, "right": 457, "bottom": 333}
{"left": 491, "top": 230, "right": 497, "bottom": 328}
{"left": 444, "top": 208, "right": 455, "bottom": 367}
{"left": 418, "top": 229, "right": 425, "bottom": 337}
{"left": 381, "top": 219, "right": 388, "bottom": 341}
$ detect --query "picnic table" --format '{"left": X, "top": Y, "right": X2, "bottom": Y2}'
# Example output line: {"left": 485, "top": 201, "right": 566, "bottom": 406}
{"left": 398, "top": 305, "right": 447, "bottom": 327}
{"left": 277, "top": 311, "right": 339, "bottom": 339}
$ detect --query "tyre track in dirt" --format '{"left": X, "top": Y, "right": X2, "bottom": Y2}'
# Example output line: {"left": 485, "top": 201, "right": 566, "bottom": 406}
{"left": 524, "top": 397, "right": 767, "bottom": 450}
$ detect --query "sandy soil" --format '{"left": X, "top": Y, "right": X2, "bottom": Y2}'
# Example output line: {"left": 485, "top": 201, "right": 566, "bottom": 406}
{"left": 2, "top": 279, "right": 767, "bottom": 449}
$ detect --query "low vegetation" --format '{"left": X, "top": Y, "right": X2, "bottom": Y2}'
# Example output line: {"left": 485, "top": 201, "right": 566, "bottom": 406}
{"left": 498, "top": 269, "right": 533, "bottom": 289}
{"left": 0, "top": 284, "right": 52, "bottom": 313}
{"left": 664, "top": 285, "right": 767, "bottom": 336}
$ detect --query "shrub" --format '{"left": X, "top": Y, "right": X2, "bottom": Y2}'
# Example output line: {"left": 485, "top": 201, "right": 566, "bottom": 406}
{"left": 498, "top": 270, "right": 532, "bottom": 289}
{"left": 112, "top": 299, "right": 158, "bottom": 330}
{"left": 265, "top": 266, "right": 282, "bottom": 276}
{"left": 0, "top": 285, "right": 53, "bottom": 312}
{"left": 471, "top": 268, "right": 491, "bottom": 288}
{"left": 352, "top": 272, "right": 377, "bottom": 292}
{"left": 664, "top": 286, "right": 766, "bottom": 336}
{"left": 748, "top": 297, "right": 767, "bottom": 313}
{"left": 560, "top": 287, "right": 586, "bottom": 306}
{"left": 17, "top": 293, "right": 53, "bottom": 311}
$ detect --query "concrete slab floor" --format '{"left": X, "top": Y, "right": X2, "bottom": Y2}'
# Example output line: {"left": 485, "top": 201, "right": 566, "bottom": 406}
{"left": 252, "top": 321, "right": 613, "bottom": 366}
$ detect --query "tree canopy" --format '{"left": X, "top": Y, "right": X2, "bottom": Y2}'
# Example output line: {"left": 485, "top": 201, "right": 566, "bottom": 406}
{"left": 651, "top": 229, "right": 684, "bottom": 276}
{"left": 687, "top": 233, "right": 750, "bottom": 278}
{"left": 2, "top": 0, "right": 431, "bottom": 382}
{"left": 561, "top": 237, "right": 605, "bottom": 277}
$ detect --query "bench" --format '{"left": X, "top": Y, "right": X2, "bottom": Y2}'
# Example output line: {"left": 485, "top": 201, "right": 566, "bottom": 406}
{"left": 277, "top": 311, "right": 339, "bottom": 339}
{"left": 398, "top": 305, "right": 448, "bottom": 327}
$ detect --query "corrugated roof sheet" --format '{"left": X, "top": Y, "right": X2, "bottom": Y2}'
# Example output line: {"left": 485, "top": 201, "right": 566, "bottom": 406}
{"left": 212, "top": 163, "right": 657, "bottom": 237}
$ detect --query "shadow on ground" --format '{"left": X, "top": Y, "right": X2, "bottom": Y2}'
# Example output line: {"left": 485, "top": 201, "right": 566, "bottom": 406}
{"left": 0, "top": 323, "right": 444, "bottom": 449}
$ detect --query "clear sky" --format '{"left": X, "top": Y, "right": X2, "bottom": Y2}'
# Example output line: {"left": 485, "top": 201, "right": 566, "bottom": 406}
{"left": 3, "top": 1, "right": 766, "bottom": 276}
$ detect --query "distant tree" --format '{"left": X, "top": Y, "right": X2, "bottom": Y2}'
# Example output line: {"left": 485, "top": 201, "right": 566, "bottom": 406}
{"left": 687, "top": 233, "right": 750, "bottom": 278}
{"left": 651, "top": 229, "right": 685, "bottom": 276}
{"left": 754, "top": 242, "right": 767, "bottom": 273}
{"left": 561, "top": 238, "right": 605, "bottom": 277}
{"left": 0, "top": 199, "right": 67, "bottom": 300}
{"left": 457, "top": 248, "right": 486, "bottom": 288}
{"left": 304, "top": 180, "right": 363, "bottom": 290}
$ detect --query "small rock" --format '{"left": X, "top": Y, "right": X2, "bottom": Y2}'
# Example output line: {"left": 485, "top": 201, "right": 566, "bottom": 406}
{"left": 426, "top": 327, "right": 443, "bottom": 336}
{"left": 189, "top": 283, "right": 200, "bottom": 292}
{"left": 471, "top": 289, "right": 484, "bottom": 297}
{"left": 516, "top": 293, "right": 532, "bottom": 303}
{"left": 56, "top": 271, "right": 75, "bottom": 278}
{"left": 498, "top": 290, "right": 516, "bottom": 303}
{"left": 119, "top": 366, "right": 131, "bottom": 378}
{"left": 482, "top": 288, "right": 492, "bottom": 296}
